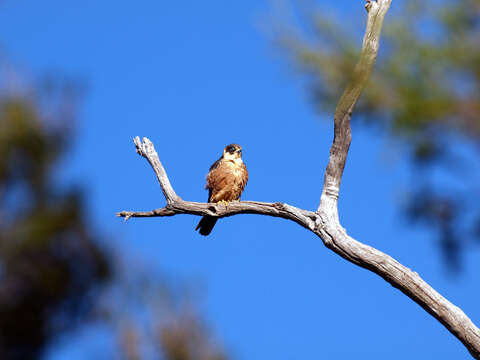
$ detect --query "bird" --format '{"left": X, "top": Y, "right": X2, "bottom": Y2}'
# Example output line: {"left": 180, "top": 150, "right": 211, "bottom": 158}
{"left": 195, "top": 144, "right": 248, "bottom": 236}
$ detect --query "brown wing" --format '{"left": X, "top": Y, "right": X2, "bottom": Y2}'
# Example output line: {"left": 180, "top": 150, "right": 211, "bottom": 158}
{"left": 206, "top": 160, "right": 234, "bottom": 202}
{"left": 208, "top": 158, "right": 222, "bottom": 172}
{"left": 206, "top": 158, "right": 222, "bottom": 201}
{"left": 238, "top": 162, "right": 248, "bottom": 199}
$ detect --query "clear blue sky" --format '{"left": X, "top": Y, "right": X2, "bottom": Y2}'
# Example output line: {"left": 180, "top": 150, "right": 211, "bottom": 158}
{"left": 1, "top": 1, "right": 479, "bottom": 359}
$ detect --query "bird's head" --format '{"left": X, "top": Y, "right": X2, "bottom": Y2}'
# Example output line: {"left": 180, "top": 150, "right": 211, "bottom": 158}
{"left": 223, "top": 143, "right": 243, "bottom": 161}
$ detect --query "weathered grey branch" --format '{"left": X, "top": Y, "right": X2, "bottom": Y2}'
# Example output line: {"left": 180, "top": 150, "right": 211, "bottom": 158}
{"left": 318, "top": 0, "right": 392, "bottom": 218}
{"left": 118, "top": 197, "right": 317, "bottom": 230}
{"left": 118, "top": 1, "right": 480, "bottom": 358}
{"left": 133, "top": 136, "right": 179, "bottom": 205}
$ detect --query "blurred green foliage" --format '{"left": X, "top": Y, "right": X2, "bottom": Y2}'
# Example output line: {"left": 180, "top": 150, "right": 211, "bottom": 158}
{"left": 275, "top": 0, "right": 480, "bottom": 270}
{"left": 0, "top": 71, "right": 228, "bottom": 359}
{"left": 0, "top": 79, "right": 111, "bottom": 359}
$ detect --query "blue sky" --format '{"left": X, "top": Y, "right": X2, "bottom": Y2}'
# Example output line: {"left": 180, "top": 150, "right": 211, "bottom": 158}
{"left": 1, "top": 0, "right": 479, "bottom": 359}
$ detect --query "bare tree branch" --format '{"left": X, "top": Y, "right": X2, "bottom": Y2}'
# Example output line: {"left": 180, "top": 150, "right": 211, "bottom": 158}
{"left": 133, "top": 136, "right": 179, "bottom": 205}
{"left": 118, "top": 1, "right": 480, "bottom": 358}
{"left": 318, "top": 0, "right": 392, "bottom": 218}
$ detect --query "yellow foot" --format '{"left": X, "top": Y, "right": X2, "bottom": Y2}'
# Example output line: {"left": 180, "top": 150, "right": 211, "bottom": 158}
{"left": 217, "top": 200, "right": 230, "bottom": 207}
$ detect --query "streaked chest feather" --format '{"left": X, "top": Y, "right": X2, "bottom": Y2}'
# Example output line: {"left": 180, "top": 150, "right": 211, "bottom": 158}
{"left": 225, "top": 159, "right": 244, "bottom": 177}
{"left": 206, "top": 159, "right": 247, "bottom": 196}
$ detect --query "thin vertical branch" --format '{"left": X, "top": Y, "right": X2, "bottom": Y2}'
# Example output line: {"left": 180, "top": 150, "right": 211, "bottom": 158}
{"left": 318, "top": 0, "right": 392, "bottom": 218}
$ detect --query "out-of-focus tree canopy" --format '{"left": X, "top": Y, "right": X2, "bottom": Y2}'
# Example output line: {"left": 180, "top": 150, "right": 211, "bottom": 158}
{"left": 0, "top": 68, "right": 228, "bottom": 359}
{"left": 98, "top": 259, "right": 228, "bottom": 360}
{"left": 275, "top": 0, "right": 480, "bottom": 270}
{"left": 0, "top": 75, "right": 111, "bottom": 359}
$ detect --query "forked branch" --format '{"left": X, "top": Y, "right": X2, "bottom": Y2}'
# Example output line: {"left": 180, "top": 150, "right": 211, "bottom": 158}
{"left": 117, "top": 1, "right": 480, "bottom": 358}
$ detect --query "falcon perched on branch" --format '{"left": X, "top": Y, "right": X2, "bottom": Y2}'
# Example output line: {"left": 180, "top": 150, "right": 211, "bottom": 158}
{"left": 195, "top": 144, "right": 248, "bottom": 236}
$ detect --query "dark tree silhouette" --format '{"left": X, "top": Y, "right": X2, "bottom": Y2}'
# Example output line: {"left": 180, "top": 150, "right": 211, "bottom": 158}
{"left": 0, "top": 79, "right": 110, "bottom": 359}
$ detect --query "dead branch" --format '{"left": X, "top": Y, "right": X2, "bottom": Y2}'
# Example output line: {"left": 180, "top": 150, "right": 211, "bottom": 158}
{"left": 117, "top": 1, "right": 480, "bottom": 358}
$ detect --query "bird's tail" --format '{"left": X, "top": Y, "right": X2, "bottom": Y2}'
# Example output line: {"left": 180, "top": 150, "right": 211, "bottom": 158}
{"left": 195, "top": 216, "right": 218, "bottom": 236}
